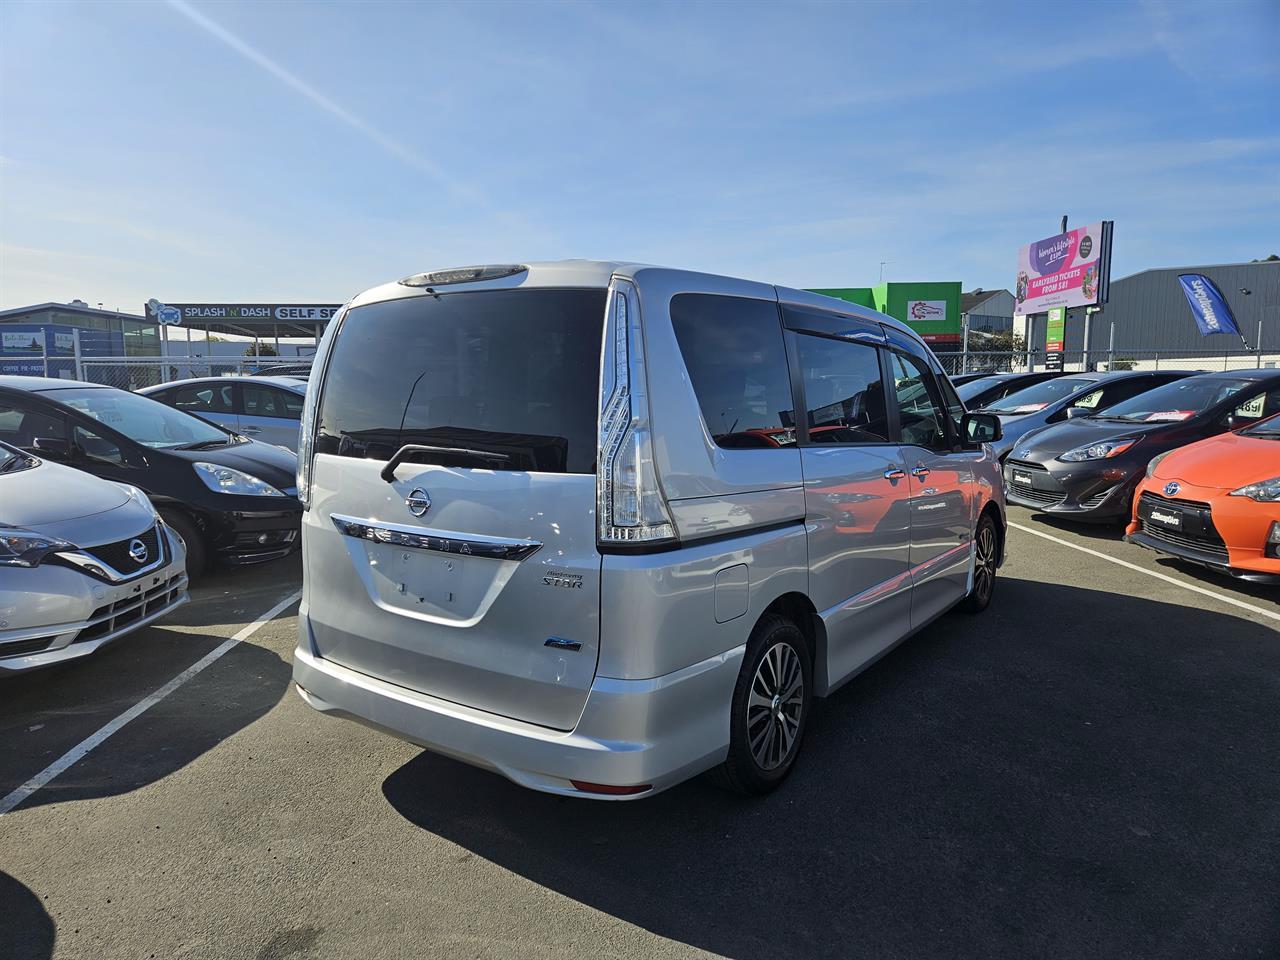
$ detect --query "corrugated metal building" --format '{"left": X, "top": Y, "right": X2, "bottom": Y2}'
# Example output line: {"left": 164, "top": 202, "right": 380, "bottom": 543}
{"left": 1020, "top": 260, "right": 1280, "bottom": 357}
{"left": 961, "top": 288, "right": 1015, "bottom": 334}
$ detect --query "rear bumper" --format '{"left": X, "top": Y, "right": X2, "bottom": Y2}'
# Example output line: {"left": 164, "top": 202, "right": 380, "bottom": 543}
{"left": 292, "top": 618, "right": 744, "bottom": 799}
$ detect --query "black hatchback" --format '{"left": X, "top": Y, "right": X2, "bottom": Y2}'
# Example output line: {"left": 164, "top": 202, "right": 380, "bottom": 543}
{"left": 0, "top": 376, "right": 301, "bottom": 577}
{"left": 1002, "top": 370, "right": 1280, "bottom": 522}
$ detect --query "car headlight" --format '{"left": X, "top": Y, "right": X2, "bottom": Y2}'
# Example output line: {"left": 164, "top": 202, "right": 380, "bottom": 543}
{"left": 0, "top": 527, "right": 75, "bottom": 568}
{"left": 1145, "top": 451, "right": 1172, "bottom": 478}
{"left": 193, "top": 462, "right": 285, "bottom": 497}
{"left": 1229, "top": 476, "right": 1280, "bottom": 502}
{"left": 1057, "top": 437, "right": 1139, "bottom": 462}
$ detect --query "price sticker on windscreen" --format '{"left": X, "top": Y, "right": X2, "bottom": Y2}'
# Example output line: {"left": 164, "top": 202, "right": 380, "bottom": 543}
{"left": 1236, "top": 394, "right": 1265, "bottom": 418}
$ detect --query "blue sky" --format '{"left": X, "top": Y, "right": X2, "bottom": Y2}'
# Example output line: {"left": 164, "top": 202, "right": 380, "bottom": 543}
{"left": 1, "top": 0, "right": 1277, "bottom": 313}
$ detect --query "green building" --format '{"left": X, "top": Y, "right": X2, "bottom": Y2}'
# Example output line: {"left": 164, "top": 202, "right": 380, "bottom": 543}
{"left": 808, "top": 281, "right": 963, "bottom": 349}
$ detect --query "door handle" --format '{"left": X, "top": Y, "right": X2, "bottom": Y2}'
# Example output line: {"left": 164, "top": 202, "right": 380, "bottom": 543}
{"left": 242, "top": 426, "right": 262, "bottom": 434}
{"left": 884, "top": 467, "right": 906, "bottom": 480}
{"left": 910, "top": 466, "right": 931, "bottom": 479}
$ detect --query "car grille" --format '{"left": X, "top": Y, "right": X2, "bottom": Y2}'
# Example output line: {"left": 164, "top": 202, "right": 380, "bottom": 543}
{"left": 1004, "top": 460, "right": 1066, "bottom": 506}
{"left": 1137, "top": 492, "right": 1229, "bottom": 563}
{"left": 83, "top": 524, "right": 163, "bottom": 576}
{"left": 75, "top": 573, "right": 187, "bottom": 645}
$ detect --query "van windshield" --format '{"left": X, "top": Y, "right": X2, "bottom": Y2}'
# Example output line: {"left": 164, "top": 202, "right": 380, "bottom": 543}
{"left": 315, "top": 289, "right": 606, "bottom": 474}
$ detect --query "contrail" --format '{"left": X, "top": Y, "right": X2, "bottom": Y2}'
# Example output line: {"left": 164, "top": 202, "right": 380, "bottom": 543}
{"left": 166, "top": 0, "right": 487, "bottom": 206}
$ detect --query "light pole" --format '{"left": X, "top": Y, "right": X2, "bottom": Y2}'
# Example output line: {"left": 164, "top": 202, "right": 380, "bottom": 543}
{"left": 879, "top": 260, "right": 893, "bottom": 283}
{"left": 1240, "top": 288, "right": 1260, "bottom": 369}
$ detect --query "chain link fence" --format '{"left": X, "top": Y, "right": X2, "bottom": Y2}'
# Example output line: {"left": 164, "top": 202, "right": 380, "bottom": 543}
{"left": 936, "top": 347, "right": 1278, "bottom": 377}
{"left": 7, "top": 354, "right": 316, "bottom": 391}
{"left": 8, "top": 346, "right": 1276, "bottom": 391}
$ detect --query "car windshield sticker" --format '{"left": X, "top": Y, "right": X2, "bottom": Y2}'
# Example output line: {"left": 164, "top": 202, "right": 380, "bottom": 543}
{"left": 1144, "top": 410, "right": 1196, "bottom": 422}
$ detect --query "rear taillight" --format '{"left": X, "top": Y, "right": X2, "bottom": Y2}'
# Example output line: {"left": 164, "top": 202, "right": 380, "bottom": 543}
{"left": 597, "top": 278, "right": 676, "bottom": 549}
{"left": 297, "top": 306, "right": 344, "bottom": 509}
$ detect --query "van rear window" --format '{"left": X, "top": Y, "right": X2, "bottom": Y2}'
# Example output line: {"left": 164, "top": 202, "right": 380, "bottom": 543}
{"left": 315, "top": 289, "right": 606, "bottom": 473}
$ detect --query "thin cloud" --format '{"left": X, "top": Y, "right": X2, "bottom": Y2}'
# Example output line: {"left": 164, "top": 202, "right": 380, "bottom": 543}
{"left": 165, "top": 0, "right": 488, "bottom": 207}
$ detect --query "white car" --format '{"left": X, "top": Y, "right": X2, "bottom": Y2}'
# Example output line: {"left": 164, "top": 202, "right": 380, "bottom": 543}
{"left": 0, "top": 440, "right": 188, "bottom": 673}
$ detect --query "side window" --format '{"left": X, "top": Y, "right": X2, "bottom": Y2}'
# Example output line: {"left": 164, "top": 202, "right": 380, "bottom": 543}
{"left": 279, "top": 390, "right": 304, "bottom": 419}
{"left": 1233, "top": 389, "right": 1280, "bottom": 421}
{"left": 1071, "top": 388, "right": 1105, "bottom": 411}
{"left": 794, "top": 334, "right": 889, "bottom": 444}
{"left": 670, "top": 294, "right": 795, "bottom": 449}
{"left": 889, "top": 353, "right": 949, "bottom": 450}
{"left": 0, "top": 398, "right": 67, "bottom": 450}
{"left": 936, "top": 373, "right": 966, "bottom": 424}
{"left": 72, "top": 423, "right": 124, "bottom": 466}
{"left": 242, "top": 384, "right": 301, "bottom": 420}
{"left": 1098, "top": 377, "right": 1162, "bottom": 409}
{"left": 173, "top": 383, "right": 233, "bottom": 413}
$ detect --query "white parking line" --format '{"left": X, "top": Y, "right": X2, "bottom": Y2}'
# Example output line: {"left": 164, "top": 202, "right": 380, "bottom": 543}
{"left": 1009, "top": 522, "right": 1280, "bottom": 624}
{"left": 0, "top": 589, "right": 302, "bottom": 816}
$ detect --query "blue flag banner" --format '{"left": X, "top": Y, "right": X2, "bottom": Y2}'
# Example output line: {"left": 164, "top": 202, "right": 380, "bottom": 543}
{"left": 1177, "top": 273, "right": 1242, "bottom": 337}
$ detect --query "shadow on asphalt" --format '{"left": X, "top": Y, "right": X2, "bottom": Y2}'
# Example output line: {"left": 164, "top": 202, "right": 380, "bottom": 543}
{"left": 0, "top": 872, "right": 53, "bottom": 960}
{"left": 0, "top": 640, "right": 290, "bottom": 813}
{"left": 382, "top": 580, "right": 1280, "bottom": 960}
{"left": 1023, "top": 511, "right": 1280, "bottom": 607}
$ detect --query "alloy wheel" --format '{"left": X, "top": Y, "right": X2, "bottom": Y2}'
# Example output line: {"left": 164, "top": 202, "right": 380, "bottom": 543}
{"left": 974, "top": 523, "right": 996, "bottom": 602}
{"left": 747, "top": 642, "right": 805, "bottom": 771}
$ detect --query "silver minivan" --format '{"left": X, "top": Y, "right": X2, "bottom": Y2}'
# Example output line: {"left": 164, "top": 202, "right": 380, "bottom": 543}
{"left": 292, "top": 262, "right": 1006, "bottom": 798}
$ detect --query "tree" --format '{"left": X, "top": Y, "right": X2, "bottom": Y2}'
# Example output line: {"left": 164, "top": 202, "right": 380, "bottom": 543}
{"left": 970, "top": 329, "right": 1025, "bottom": 353}
{"left": 247, "top": 343, "right": 279, "bottom": 357}
{"left": 1251, "top": 254, "right": 1279, "bottom": 262}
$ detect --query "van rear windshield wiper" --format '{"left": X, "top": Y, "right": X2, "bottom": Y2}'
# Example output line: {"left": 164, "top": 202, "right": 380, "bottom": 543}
{"left": 381, "top": 443, "right": 511, "bottom": 482}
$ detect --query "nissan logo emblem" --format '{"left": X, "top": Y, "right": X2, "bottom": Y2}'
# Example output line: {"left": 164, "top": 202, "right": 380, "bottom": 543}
{"left": 405, "top": 488, "right": 431, "bottom": 518}
{"left": 1163, "top": 481, "right": 1181, "bottom": 497}
{"left": 128, "top": 538, "right": 149, "bottom": 565}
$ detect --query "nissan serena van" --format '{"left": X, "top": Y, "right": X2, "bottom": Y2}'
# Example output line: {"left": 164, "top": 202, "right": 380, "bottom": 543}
{"left": 292, "top": 262, "right": 1006, "bottom": 799}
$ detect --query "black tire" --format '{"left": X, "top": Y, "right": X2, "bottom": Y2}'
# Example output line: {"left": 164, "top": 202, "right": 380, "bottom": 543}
{"left": 160, "top": 509, "right": 207, "bottom": 581}
{"left": 709, "top": 614, "right": 813, "bottom": 796}
{"left": 961, "top": 512, "right": 998, "bottom": 613}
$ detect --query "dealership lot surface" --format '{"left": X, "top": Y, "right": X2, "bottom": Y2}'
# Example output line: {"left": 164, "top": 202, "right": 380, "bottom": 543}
{"left": 2, "top": 506, "right": 1278, "bottom": 960}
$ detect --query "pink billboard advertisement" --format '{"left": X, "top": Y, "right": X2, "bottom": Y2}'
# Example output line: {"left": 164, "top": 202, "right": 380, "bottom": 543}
{"left": 1014, "top": 221, "right": 1112, "bottom": 315}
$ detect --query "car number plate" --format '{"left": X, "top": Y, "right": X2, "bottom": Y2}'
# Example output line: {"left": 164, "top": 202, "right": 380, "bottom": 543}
{"left": 1148, "top": 508, "right": 1183, "bottom": 531}
{"left": 1012, "top": 470, "right": 1033, "bottom": 486}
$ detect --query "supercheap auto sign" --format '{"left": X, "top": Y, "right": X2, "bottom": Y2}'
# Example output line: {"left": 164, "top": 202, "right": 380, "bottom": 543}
{"left": 143, "top": 301, "right": 342, "bottom": 326}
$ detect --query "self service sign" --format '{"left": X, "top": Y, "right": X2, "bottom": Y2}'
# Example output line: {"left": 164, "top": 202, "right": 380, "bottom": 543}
{"left": 144, "top": 300, "right": 342, "bottom": 327}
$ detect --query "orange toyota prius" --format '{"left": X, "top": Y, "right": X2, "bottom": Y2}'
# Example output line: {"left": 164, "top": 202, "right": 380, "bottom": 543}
{"left": 1127, "top": 413, "right": 1280, "bottom": 583}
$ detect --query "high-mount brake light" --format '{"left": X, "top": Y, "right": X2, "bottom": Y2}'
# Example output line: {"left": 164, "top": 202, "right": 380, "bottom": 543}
{"left": 399, "top": 264, "right": 528, "bottom": 287}
{"left": 597, "top": 277, "right": 677, "bottom": 549}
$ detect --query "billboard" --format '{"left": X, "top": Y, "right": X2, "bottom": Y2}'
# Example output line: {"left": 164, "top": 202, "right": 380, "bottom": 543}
{"left": 1014, "top": 221, "right": 1113, "bottom": 315}
{"left": 143, "top": 301, "right": 342, "bottom": 327}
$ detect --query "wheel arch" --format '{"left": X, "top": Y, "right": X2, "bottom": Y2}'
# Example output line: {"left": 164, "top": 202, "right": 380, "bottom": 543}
{"left": 756, "top": 591, "right": 830, "bottom": 695}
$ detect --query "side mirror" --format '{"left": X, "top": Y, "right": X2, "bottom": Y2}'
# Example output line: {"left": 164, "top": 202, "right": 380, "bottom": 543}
{"left": 1066, "top": 407, "right": 1089, "bottom": 420}
{"left": 962, "top": 412, "right": 1002, "bottom": 445}
{"left": 31, "top": 436, "right": 71, "bottom": 459}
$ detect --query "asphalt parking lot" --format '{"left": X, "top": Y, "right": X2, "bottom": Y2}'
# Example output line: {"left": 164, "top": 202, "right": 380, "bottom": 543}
{"left": 2, "top": 506, "right": 1278, "bottom": 960}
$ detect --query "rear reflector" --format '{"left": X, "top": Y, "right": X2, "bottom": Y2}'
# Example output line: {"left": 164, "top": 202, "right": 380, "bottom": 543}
{"left": 570, "top": 780, "right": 651, "bottom": 796}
